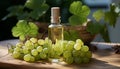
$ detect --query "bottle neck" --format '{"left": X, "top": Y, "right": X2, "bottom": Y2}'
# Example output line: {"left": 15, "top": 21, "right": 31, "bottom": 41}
{"left": 51, "top": 16, "right": 61, "bottom": 24}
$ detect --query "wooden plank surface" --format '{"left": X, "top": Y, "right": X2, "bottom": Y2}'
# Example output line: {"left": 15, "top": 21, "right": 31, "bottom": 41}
{"left": 0, "top": 39, "right": 120, "bottom": 69}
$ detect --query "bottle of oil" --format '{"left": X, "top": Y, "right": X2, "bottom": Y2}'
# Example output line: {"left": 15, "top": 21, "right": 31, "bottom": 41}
{"left": 48, "top": 7, "right": 64, "bottom": 43}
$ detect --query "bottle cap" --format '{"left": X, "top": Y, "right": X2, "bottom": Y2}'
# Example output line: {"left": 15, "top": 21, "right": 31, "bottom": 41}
{"left": 51, "top": 7, "right": 60, "bottom": 23}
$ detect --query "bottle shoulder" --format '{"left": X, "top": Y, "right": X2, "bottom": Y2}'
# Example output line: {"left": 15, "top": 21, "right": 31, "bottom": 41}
{"left": 48, "top": 23, "right": 63, "bottom": 28}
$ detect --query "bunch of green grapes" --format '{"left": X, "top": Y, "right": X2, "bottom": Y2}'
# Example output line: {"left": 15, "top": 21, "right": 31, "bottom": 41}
{"left": 62, "top": 39, "right": 92, "bottom": 64}
{"left": 9, "top": 38, "right": 92, "bottom": 64}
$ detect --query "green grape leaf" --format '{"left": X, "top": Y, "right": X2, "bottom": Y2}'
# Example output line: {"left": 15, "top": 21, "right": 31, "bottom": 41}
{"left": 29, "top": 4, "right": 49, "bottom": 20}
{"left": 28, "top": 22, "right": 39, "bottom": 37}
{"left": 69, "top": 15, "right": 87, "bottom": 26}
{"left": 64, "top": 30, "right": 79, "bottom": 41}
{"left": 69, "top": 1, "right": 90, "bottom": 17}
{"left": 69, "top": 1, "right": 82, "bottom": 15}
{"left": 100, "top": 25, "right": 111, "bottom": 42}
{"left": 25, "top": 0, "right": 46, "bottom": 9}
{"left": 104, "top": 3, "right": 119, "bottom": 27}
{"left": 2, "top": 5, "right": 24, "bottom": 20}
{"left": 12, "top": 20, "right": 39, "bottom": 41}
{"left": 19, "top": 35, "right": 26, "bottom": 41}
{"left": 93, "top": 10, "right": 104, "bottom": 22}
{"left": 87, "top": 22, "right": 103, "bottom": 34}
{"left": 69, "top": 1, "right": 90, "bottom": 25}
{"left": 104, "top": 12, "right": 119, "bottom": 27}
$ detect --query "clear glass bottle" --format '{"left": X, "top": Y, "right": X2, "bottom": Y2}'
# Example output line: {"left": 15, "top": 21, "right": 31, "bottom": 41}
{"left": 48, "top": 7, "right": 64, "bottom": 43}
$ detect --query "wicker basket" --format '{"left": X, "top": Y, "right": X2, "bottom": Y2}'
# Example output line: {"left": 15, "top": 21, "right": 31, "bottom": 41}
{"left": 64, "top": 25, "right": 96, "bottom": 44}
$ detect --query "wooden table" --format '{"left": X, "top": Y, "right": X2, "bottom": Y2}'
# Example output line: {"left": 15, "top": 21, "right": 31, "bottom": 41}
{"left": 0, "top": 39, "right": 120, "bottom": 69}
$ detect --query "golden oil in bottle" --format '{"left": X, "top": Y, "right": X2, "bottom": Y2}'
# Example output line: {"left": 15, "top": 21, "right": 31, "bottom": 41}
{"left": 48, "top": 7, "right": 64, "bottom": 43}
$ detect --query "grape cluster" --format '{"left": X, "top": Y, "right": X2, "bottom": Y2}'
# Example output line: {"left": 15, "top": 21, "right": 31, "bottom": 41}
{"left": 8, "top": 38, "right": 92, "bottom": 64}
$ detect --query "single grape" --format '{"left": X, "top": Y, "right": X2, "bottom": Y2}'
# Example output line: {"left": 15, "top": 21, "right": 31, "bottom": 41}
{"left": 30, "top": 56, "right": 35, "bottom": 62}
{"left": 25, "top": 40, "right": 33, "bottom": 47}
{"left": 74, "top": 43, "right": 82, "bottom": 50}
{"left": 14, "top": 47, "right": 21, "bottom": 52}
{"left": 42, "top": 48, "right": 48, "bottom": 54}
{"left": 68, "top": 41, "right": 75, "bottom": 46}
{"left": 65, "top": 57, "right": 74, "bottom": 64}
{"left": 76, "top": 39, "right": 84, "bottom": 46}
{"left": 23, "top": 48, "right": 30, "bottom": 54}
{"left": 63, "top": 51, "right": 72, "bottom": 58}
{"left": 12, "top": 51, "right": 21, "bottom": 59}
{"left": 24, "top": 54, "right": 31, "bottom": 62}
{"left": 72, "top": 50, "right": 80, "bottom": 57}
{"left": 79, "top": 51, "right": 85, "bottom": 57}
{"left": 74, "top": 57, "right": 83, "bottom": 64}
{"left": 16, "top": 42, "right": 24, "bottom": 47}
{"left": 81, "top": 46, "right": 89, "bottom": 52}
{"left": 85, "top": 51, "right": 92, "bottom": 58}
{"left": 38, "top": 39, "right": 45, "bottom": 45}
{"left": 30, "top": 38, "right": 38, "bottom": 43}
{"left": 26, "top": 45, "right": 34, "bottom": 50}
{"left": 34, "top": 43, "right": 39, "bottom": 48}
{"left": 39, "top": 52, "right": 47, "bottom": 59}
{"left": 66, "top": 41, "right": 75, "bottom": 51}
{"left": 61, "top": 40, "right": 68, "bottom": 51}
{"left": 36, "top": 46, "right": 43, "bottom": 52}
{"left": 31, "top": 49, "right": 38, "bottom": 56}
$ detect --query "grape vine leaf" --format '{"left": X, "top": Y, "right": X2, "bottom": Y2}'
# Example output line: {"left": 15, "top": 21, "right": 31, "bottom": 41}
{"left": 87, "top": 22, "right": 103, "bottom": 35}
{"left": 104, "top": 3, "right": 119, "bottom": 27}
{"left": 93, "top": 10, "right": 104, "bottom": 22}
{"left": 12, "top": 20, "right": 39, "bottom": 41}
{"left": 69, "top": 1, "right": 90, "bottom": 25}
{"left": 25, "top": 0, "right": 46, "bottom": 10}
{"left": 64, "top": 30, "right": 79, "bottom": 41}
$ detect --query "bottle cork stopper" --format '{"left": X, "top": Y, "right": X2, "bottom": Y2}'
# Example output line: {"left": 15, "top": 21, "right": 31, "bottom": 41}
{"left": 51, "top": 7, "right": 60, "bottom": 23}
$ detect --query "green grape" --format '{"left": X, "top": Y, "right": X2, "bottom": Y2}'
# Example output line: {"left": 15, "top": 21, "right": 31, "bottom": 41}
{"left": 68, "top": 41, "right": 75, "bottom": 46}
{"left": 81, "top": 46, "right": 89, "bottom": 52}
{"left": 74, "top": 57, "right": 83, "bottom": 64}
{"left": 36, "top": 46, "right": 43, "bottom": 52}
{"left": 14, "top": 47, "right": 21, "bottom": 52}
{"left": 42, "top": 48, "right": 48, "bottom": 54}
{"left": 61, "top": 40, "right": 68, "bottom": 51}
{"left": 31, "top": 49, "right": 38, "bottom": 56}
{"left": 25, "top": 40, "right": 33, "bottom": 47}
{"left": 38, "top": 39, "right": 45, "bottom": 45}
{"left": 30, "top": 38, "right": 38, "bottom": 43}
{"left": 65, "top": 57, "right": 74, "bottom": 64}
{"left": 16, "top": 42, "right": 24, "bottom": 47}
{"left": 24, "top": 54, "right": 31, "bottom": 62}
{"left": 34, "top": 43, "right": 39, "bottom": 48}
{"left": 72, "top": 50, "right": 79, "bottom": 57}
{"left": 39, "top": 52, "right": 47, "bottom": 59}
{"left": 85, "top": 51, "right": 92, "bottom": 58}
{"left": 35, "top": 55, "right": 41, "bottom": 61}
{"left": 66, "top": 41, "right": 75, "bottom": 51}
{"left": 79, "top": 51, "right": 85, "bottom": 57}
{"left": 23, "top": 48, "right": 30, "bottom": 54}
{"left": 63, "top": 51, "right": 72, "bottom": 58}
{"left": 30, "top": 56, "right": 35, "bottom": 62}
{"left": 83, "top": 57, "right": 90, "bottom": 63}
{"left": 26, "top": 45, "right": 34, "bottom": 50}
{"left": 76, "top": 39, "right": 84, "bottom": 46}
{"left": 12, "top": 51, "right": 21, "bottom": 59}
{"left": 45, "top": 37, "right": 49, "bottom": 43}
{"left": 74, "top": 43, "right": 82, "bottom": 50}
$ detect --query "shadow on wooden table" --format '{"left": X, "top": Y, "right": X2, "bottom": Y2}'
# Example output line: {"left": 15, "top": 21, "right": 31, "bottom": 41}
{"left": 62, "top": 58, "right": 120, "bottom": 69}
